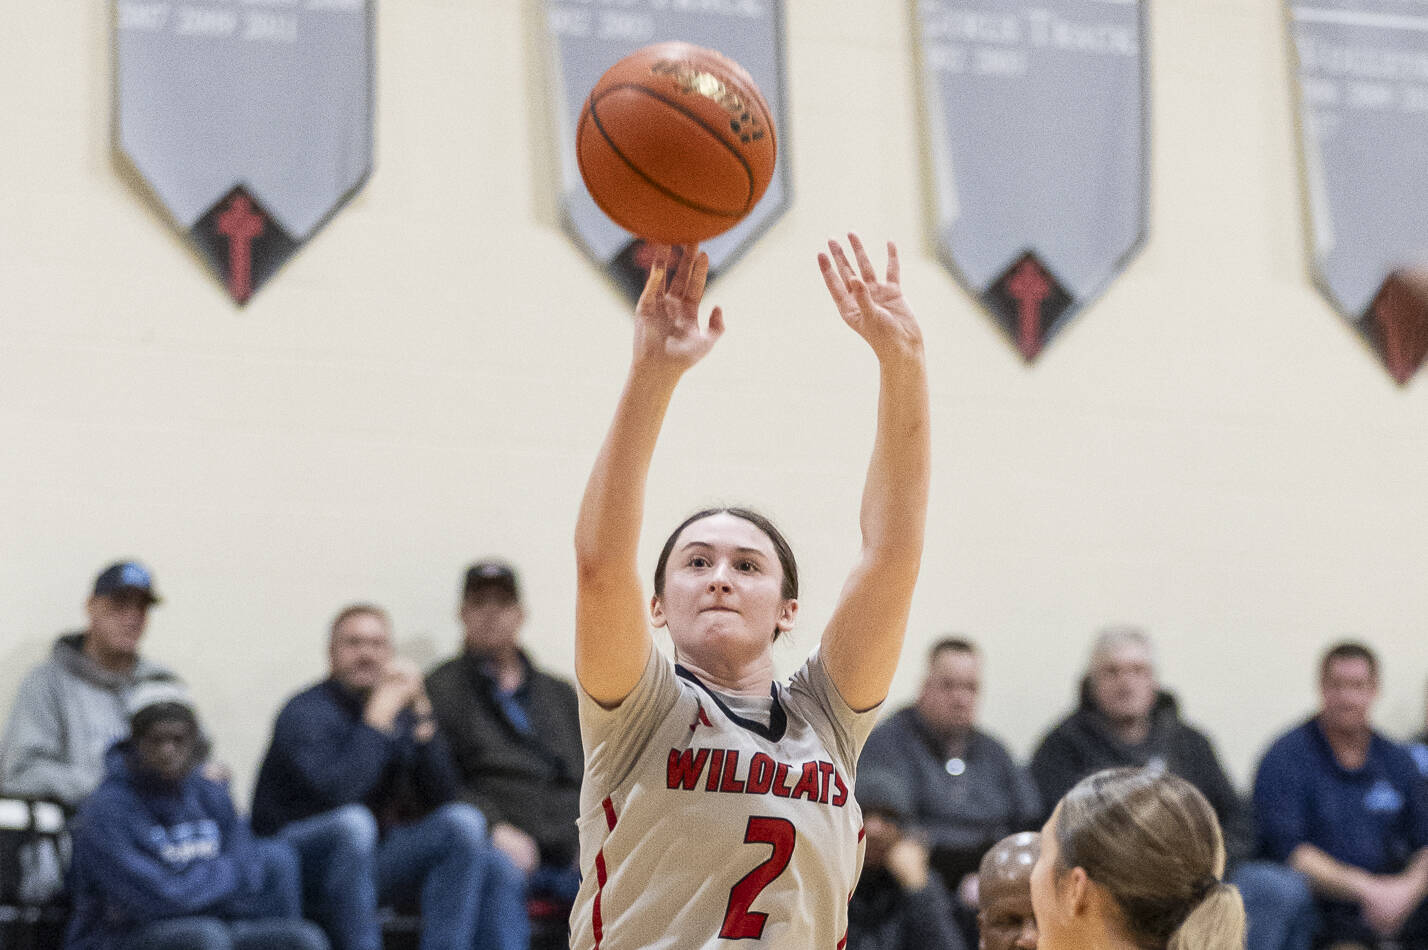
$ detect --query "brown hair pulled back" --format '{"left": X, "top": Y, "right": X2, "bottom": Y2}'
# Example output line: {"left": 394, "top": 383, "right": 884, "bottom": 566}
{"left": 1055, "top": 768, "right": 1245, "bottom": 950}
{"left": 653, "top": 507, "right": 798, "bottom": 601}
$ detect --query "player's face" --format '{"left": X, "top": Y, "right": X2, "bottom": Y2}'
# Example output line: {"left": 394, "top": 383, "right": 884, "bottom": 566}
{"left": 1088, "top": 642, "right": 1156, "bottom": 725}
{"left": 917, "top": 649, "right": 980, "bottom": 735}
{"left": 979, "top": 874, "right": 1039, "bottom": 950}
{"left": 460, "top": 589, "right": 524, "bottom": 656}
{"left": 652, "top": 512, "right": 796, "bottom": 667}
{"left": 329, "top": 612, "right": 394, "bottom": 694}
{"left": 1030, "top": 810, "right": 1071, "bottom": 950}
{"left": 135, "top": 717, "right": 199, "bottom": 784}
{"left": 1320, "top": 657, "right": 1377, "bottom": 734}
{"left": 86, "top": 590, "right": 151, "bottom": 661}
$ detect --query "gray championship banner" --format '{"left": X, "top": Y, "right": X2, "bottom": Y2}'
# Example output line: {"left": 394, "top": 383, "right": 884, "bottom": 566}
{"left": 915, "top": 0, "right": 1147, "bottom": 362}
{"left": 1291, "top": 0, "right": 1428, "bottom": 384}
{"left": 115, "top": 0, "right": 373, "bottom": 305}
{"left": 544, "top": 0, "right": 789, "bottom": 302}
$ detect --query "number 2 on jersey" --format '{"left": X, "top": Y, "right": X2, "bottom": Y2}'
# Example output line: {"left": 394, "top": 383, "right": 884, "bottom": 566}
{"left": 719, "top": 816, "right": 796, "bottom": 939}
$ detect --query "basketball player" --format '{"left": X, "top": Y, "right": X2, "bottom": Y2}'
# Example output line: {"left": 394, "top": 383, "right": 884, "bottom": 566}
{"left": 1031, "top": 768, "right": 1245, "bottom": 950}
{"left": 570, "top": 235, "right": 930, "bottom": 948}
{"left": 978, "top": 832, "right": 1039, "bottom": 950}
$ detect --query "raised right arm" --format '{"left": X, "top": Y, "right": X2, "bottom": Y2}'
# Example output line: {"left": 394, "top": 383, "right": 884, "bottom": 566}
{"left": 574, "top": 246, "right": 723, "bottom": 708}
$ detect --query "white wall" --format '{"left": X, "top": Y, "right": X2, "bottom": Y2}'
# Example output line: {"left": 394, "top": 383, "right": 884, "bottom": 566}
{"left": 3, "top": 0, "right": 1426, "bottom": 807}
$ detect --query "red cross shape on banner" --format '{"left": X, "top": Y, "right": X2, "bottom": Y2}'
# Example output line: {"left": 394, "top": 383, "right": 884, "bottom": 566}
{"left": 984, "top": 251, "right": 1073, "bottom": 363}
{"left": 217, "top": 193, "right": 266, "bottom": 305}
{"left": 1007, "top": 258, "right": 1054, "bottom": 361}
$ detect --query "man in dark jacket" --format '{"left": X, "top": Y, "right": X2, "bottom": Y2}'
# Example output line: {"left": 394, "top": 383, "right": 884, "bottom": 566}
{"left": 425, "top": 560, "right": 583, "bottom": 902}
{"left": 860, "top": 637, "right": 1039, "bottom": 944}
{"left": 1028, "top": 625, "right": 1248, "bottom": 856}
{"left": 846, "top": 769, "right": 966, "bottom": 950}
{"left": 66, "top": 680, "right": 325, "bottom": 950}
{"left": 1029, "top": 625, "right": 1311, "bottom": 950}
{"left": 251, "top": 604, "right": 527, "bottom": 950}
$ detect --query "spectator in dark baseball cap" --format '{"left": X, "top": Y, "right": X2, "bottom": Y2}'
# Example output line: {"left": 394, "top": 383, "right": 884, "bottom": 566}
{"left": 427, "top": 559, "right": 586, "bottom": 910}
{"left": 462, "top": 559, "right": 520, "bottom": 600}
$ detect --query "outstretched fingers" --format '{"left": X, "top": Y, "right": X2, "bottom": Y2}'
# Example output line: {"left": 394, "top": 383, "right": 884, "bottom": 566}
{"left": 850, "top": 276, "right": 877, "bottom": 315}
{"left": 847, "top": 233, "right": 879, "bottom": 284}
{"left": 885, "top": 241, "right": 900, "bottom": 285}
{"left": 666, "top": 243, "right": 698, "bottom": 299}
{"left": 683, "top": 248, "right": 711, "bottom": 307}
{"left": 827, "top": 240, "right": 858, "bottom": 286}
{"left": 636, "top": 244, "right": 672, "bottom": 314}
{"left": 819, "top": 251, "right": 851, "bottom": 308}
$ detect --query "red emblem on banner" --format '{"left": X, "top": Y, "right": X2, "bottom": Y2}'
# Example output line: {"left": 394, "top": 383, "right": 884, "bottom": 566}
{"left": 1365, "top": 270, "right": 1428, "bottom": 385}
{"left": 190, "top": 187, "right": 297, "bottom": 306}
{"left": 983, "top": 252, "right": 1073, "bottom": 362}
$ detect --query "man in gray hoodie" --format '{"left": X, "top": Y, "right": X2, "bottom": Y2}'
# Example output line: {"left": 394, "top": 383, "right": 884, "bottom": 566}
{"left": 0, "top": 560, "right": 177, "bottom": 808}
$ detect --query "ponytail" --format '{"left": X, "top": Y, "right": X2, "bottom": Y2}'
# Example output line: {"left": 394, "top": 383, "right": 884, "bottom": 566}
{"left": 1055, "top": 769, "right": 1243, "bottom": 950}
{"left": 1167, "top": 882, "right": 1246, "bottom": 950}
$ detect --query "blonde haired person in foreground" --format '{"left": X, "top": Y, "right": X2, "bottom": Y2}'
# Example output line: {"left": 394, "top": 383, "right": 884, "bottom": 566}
{"left": 1032, "top": 767, "right": 1246, "bottom": 950}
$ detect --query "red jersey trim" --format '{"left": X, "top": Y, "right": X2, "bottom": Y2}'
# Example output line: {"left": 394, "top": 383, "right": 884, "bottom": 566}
{"left": 593, "top": 795, "right": 619, "bottom": 949}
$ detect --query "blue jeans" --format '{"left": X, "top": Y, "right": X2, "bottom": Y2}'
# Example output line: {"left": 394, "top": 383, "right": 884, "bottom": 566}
{"left": 121, "top": 916, "right": 328, "bottom": 950}
{"left": 378, "top": 803, "right": 528, "bottom": 950}
{"left": 280, "top": 803, "right": 528, "bottom": 950}
{"left": 279, "top": 805, "right": 380, "bottom": 950}
{"left": 529, "top": 863, "right": 581, "bottom": 904}
{"left": 226, "top": 837, "right": 305, "bottom": 919}
{"left": 1232, "top": 861, "right": 1317, "bottom": 950}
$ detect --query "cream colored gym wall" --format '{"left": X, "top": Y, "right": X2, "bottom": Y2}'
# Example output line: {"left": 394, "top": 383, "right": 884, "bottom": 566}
{"left": 2, "top": 0, "right": 1425, "bottom": 807}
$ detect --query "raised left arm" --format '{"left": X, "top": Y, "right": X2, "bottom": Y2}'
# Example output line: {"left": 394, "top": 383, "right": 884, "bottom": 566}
{"left": 817, "top": 235, "right": 931, "bottom": 712}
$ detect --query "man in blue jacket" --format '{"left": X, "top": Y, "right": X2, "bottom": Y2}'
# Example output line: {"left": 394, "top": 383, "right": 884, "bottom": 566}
{"left": 251, "top": 604, "right": 526, "bottom": 950}
{"left": 1254, "top": 641, "right": 1428, "bottom": 950}
{"left": 65, "top": 680, "right": 326, "bottom": 950}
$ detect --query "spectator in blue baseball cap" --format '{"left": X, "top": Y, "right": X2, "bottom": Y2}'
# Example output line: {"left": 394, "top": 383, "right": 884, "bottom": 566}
{"left": 0, "top": 559, "right": 180, "bottom": 810}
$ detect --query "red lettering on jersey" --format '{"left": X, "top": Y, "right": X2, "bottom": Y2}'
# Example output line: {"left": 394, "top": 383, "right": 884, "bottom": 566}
{"left": 771, "top": 762, "right": 793, "bottom": 797}
{"left": 666, "top": 748, "right": 710, "bottom": 790}
{"left": 719, "top": 751, "right": 746, "bottom": 793}
{"left": 831, "top": 770, "right": 848, "bottom": 807}
{"left": 690, "top": 705, "right": 713, "bottom": 732}
{"left": 818, "top": 761, "right": 836, "bottom": 803}
{"left": 791, "top": 762, "right": 820, "bottom": 801}
{"left": 746, "top": 753, "right": 775, "bottom": 794}
{"left": 705, "top": 749, "right": 726, "bottom": 791}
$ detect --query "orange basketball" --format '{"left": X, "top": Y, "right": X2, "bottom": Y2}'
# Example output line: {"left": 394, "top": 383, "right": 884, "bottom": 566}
{"left": 576, "top": 41, "right": 777, "bottom": 244}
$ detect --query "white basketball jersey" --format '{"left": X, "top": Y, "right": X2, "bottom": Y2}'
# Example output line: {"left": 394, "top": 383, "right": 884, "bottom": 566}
{"left": 569, "top": 647, "right": 878, "bottom": 950}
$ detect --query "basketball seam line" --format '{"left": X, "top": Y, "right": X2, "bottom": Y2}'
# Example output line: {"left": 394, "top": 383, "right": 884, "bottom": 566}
{"left": 588, "top": 85, "right": 757, "bottom": 218}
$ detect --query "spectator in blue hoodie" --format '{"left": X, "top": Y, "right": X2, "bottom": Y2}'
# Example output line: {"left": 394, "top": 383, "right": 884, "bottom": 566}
{"left": 65, "top": 680, "right": 327, "bottom": 950}
{"left": 251, "top": 604, "right": 527, "bottom": 950}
